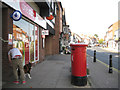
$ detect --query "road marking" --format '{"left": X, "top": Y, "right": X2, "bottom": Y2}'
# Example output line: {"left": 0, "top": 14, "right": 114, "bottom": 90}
{"left": 114, "top": 55, "right": 119, "bottom": 57}
{"left": 87, "top": 54, "right": 120, "bottom": 73}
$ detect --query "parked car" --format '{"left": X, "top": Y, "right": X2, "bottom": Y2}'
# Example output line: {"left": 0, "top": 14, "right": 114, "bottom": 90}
{"left": 94, "top": 44, "right": 100, "bottom": 47}
{"left": 88, "top": 44, "right": 94, "bottom": 48}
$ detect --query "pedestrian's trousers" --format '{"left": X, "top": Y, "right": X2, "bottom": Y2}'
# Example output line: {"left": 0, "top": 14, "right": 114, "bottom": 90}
{"left": 12, "top": 58, "right": 25, "bottom": 81}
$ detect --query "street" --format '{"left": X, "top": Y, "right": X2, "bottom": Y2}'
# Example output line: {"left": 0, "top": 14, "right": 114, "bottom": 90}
{"left": 1, "top": 0, "right": 119, "bottom": 89}
{"left": 87, "top": 47, "right": 119, "bottom": 70}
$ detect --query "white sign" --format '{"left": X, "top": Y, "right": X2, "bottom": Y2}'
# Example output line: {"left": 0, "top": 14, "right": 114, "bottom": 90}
{"left": 42, "top": 30, "right": 49, "bottom": 35}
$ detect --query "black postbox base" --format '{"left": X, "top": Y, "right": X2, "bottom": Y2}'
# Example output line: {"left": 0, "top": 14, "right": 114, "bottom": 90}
{"left": 71, "top": 75, "right": 87, "bottom": 86}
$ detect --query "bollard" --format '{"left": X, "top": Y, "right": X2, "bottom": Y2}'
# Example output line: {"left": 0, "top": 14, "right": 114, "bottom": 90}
{"left": 109, "top": 54, "right": 113, "bottom": 73}
{"left": 93, "top": 50, "right": 96, "bottom": 62}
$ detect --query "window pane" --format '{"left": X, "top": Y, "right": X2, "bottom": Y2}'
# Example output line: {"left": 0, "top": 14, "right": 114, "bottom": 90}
{"left": 13, "top": 18, "right": 35, "bottom": 65}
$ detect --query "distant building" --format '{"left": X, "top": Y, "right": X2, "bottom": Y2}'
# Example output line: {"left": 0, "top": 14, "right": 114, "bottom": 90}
{"left": 70, "top": 33, "right": 99, "bottom": 45}
{"left": 70, "top": 32, "right": 82, "bottom": 44}
{"left": 104, "top": 20, "right": 120, "bottom": 52}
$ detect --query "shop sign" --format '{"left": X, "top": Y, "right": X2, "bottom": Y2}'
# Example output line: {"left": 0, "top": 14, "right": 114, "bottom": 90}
{"left": 20, "top": 0, "right": 35, "bottom": 21}
{"left": 42, "top": 30, "right": 49, "bottom": 35}
{"left": 2, "top": 0, "right": 46, "bottom": 29}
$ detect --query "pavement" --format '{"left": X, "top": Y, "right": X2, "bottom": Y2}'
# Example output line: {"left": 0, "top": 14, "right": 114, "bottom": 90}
{"left": 2, "top": 54, "right": 91, "bottom": 88}
{"left": 87, "top": 54, "right": 119, "bottom": 88}
{"left": 1, "top": 53, "right": 119, "bottom": 89}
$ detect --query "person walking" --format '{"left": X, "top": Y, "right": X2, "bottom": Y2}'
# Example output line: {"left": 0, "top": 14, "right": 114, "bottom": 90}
{"left": 8, "top": 44, "right": 26, "bottom": 84}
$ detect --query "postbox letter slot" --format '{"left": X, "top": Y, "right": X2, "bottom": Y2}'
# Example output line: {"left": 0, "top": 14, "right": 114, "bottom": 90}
{"left": 72, "top": 49, "right": 75, "bottom": 50}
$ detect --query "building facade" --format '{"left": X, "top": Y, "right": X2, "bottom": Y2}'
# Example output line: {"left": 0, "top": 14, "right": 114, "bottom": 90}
{"left": 104, "top": 20, "right": 120, "bottom": 51}
{"left": 1, "top": 0, "right": 65, "bottom": 82}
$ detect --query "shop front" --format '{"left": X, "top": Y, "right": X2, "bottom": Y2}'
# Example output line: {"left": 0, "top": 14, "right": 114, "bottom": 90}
{"left": 13, "top": 18, "right": 39, "bottom": 65}
{"left": 2, "top": 0, "right": 47, "bottom": 65}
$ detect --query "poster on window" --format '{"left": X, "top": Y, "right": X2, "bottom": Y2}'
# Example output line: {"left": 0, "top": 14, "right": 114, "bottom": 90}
{"left": 8, "top": 34, "right": 13, "bottom": 45}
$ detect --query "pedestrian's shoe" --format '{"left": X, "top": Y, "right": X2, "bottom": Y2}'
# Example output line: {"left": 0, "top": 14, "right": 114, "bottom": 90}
{"left": 13, "top": 81, "right": 19, "bottom": 84}
{"left": 22, "top": 81, "right": 26, "bottom": 84}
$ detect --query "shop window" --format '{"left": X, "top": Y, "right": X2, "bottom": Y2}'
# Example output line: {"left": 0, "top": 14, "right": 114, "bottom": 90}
{"left": 13, "top": 18, "right": 39, "bottom": 66}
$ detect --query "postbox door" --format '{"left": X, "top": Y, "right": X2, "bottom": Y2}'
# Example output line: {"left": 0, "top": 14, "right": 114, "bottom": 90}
{"left": 71, "top": 46, "right": 87, "bottom": 77}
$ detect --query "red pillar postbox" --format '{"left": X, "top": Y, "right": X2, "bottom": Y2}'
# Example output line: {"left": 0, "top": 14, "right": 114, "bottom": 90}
{"left": 70, "top": 43, "right": 88, "bottom": 86}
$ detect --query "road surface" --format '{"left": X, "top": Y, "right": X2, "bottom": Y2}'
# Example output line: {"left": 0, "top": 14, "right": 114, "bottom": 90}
{"left": 87, "top": 47, "right": 119, "bottom": 70}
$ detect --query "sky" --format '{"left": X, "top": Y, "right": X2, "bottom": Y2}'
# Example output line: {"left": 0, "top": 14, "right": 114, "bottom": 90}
{"left": 58, "top": 0, "right": 120, "bottom": 39}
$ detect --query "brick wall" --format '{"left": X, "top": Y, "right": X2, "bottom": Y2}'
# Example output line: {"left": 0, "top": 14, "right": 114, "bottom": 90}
{"left": 0, "top": 2, "right": 2, "bottom": 85}
{"left": 45, "top": 35, "right": 54, "bottom": 55}
{"left": 45, "top": 2, "right": 63, "bottom": 55}
{"left": 39, "top": 28, "right": 45, "bottom": 62}
{"left": 2, "top": 7, "right": 14, "bottom": 82}
{"left": 53, "top": 9, "right": 60, "bottom": 55}
{"left": 52, "top": 2, "right": 63, "bottom": 55}
{"left": 45, "top": 9, "right": 60, "bottom": 56}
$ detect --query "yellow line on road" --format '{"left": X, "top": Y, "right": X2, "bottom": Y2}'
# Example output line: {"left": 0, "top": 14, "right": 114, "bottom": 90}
{"left": 87, "top": 54, "right": 120, "bottom": 73}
